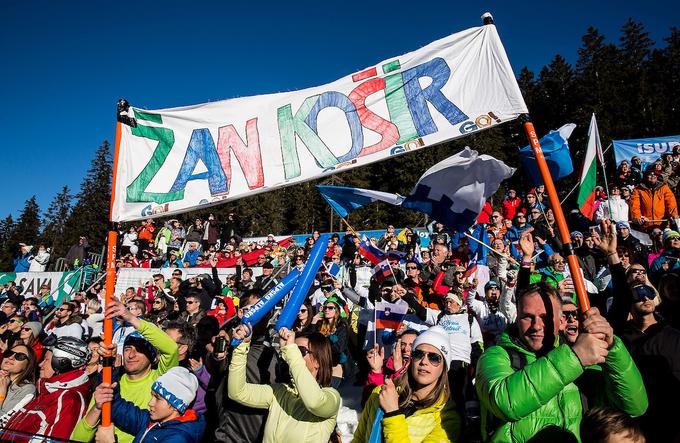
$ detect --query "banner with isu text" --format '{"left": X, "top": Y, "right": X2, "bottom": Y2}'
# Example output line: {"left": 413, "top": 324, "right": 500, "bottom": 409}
{"left": 112, "top": 23, "right": 527, "bottom": 222}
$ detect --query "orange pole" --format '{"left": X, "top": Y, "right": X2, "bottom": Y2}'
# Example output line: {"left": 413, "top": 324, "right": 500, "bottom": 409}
{"left": 101, "top": 119, "right": 123, "bottom": 426}
{"left": 101, "top": 231, "right": 117, "bottom": 426}
{"left": 523, "top": 117, "right": 590, "bottom": 312}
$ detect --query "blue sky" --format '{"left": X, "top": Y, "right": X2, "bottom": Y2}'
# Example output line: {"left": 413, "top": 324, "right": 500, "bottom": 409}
{"left": 2, "top": 0, "right": 678, "bottom": 219}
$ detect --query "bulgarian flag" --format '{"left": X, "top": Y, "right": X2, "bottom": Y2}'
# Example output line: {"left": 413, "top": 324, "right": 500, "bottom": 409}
{"left": 577, "top": 114, "right": 603, "bottom": 219}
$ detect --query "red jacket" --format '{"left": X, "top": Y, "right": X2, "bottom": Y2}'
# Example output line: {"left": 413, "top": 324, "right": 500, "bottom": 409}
{"left": 476, "top": 201, "right": 493, "bottom": 224}
{"left": 31, "top": 340, "right": 45, "bottom": 362}
{"left": 2, "top": 370, "right": 91, "bottom": 442}
{"left": 502, "top": 197, "right": 523, "bottom": 221}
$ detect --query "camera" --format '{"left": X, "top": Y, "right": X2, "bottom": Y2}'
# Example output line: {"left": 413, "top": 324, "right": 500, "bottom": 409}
{"left": 214, "top": 336, "right": 227, "bottom": 354}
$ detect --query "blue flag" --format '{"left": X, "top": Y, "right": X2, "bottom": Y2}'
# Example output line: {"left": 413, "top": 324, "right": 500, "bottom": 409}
{"left": 316, "top": 185, "right": 404, "bottom": 218}
{"left": 519, "top": 123, "right": 575, "bottom": 186}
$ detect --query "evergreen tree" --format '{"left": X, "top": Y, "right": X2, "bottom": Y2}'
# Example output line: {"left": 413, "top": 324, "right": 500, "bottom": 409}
{"left": 41, "top": 185, "right": 73, "bottom": 254}
{"left": 62, "top": 141, "right": 112, "bottom": 255}
{"left": 0, "top": 215, "right": 16, "bottom": 270}
{"left": 8, "top": 196, "right": 41, "bottom": 248}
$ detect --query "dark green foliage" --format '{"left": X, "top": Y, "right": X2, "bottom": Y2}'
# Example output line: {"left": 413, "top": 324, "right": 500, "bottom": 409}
{"left": 40, "top": 186, "right": 73, "bottom": 255}
{"left": 61, "top": 141, "right": 112, "bottom": 256}
{"left": 9, "top": 196, "right": 41, "bottom": 246}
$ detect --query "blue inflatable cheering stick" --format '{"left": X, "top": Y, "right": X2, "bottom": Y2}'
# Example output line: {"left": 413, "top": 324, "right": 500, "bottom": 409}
{"left": 230, "top": 267, "right": 301, "bottom": 347}
{"left": 275, "top": 234, "right": 330, "bottom": 331}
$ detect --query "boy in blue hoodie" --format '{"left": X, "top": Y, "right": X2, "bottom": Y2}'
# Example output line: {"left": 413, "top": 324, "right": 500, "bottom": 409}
{"left": 92, "top": 366, "right": 205, "bottom": 443}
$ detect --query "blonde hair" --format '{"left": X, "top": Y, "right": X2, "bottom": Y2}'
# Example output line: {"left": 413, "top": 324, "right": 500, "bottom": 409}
{"left": 393, "top": 349, "right": 450, "bottom": 409}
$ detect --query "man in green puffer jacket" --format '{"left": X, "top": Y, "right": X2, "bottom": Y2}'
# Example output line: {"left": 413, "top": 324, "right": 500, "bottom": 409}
{"left": 476, "top": 282, "right": 647, "bottom": 442}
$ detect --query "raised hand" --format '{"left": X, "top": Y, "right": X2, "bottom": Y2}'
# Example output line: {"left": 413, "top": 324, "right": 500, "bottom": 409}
{"left": 278, "top": 327, "right": 296, "bottom": 348}
{"left": 519, "top": 232, "right": 535, "bottom": 260}
{"left": 594, "top": 220, "right": 617, "bottom": 255}
{"left": 581, "top": 307, "right": 614, "bottom": 348}
{"left": 232, "top": 323, "right": 252, "bottom": 344}
{"left": 367, "top": 344, "right": 384, "bottom": 373}
{"left": 378, "top": 378, "right": 399, "bottom": 413}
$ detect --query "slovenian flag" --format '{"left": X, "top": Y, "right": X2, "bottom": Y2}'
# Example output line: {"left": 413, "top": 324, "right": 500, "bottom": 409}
{"left": 358, "top": 237, "right": 386, "bottom": 266}
{"left": 372, "top": 259, "right": 394, "bottom": 282}
{"left": 375, "top": 301, "right": 408, "bottom": 330}
{"left": 465, "top": 224, "right": 491, "bottom": 295}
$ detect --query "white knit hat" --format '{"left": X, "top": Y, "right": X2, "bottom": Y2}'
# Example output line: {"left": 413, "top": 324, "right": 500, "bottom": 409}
{"left": 151, "top": 367, "right": 198, "bottom": 414}
{"left": 412, "top": 325, "right": 452, "bottom": 368}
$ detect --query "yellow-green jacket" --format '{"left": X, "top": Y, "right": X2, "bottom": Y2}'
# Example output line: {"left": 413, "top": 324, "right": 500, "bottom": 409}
{"left": 70, "top": 319, "right": 179, "bottom": 443}
{"left": 228, "top": 342, "right": 341, "bottom": 443}
{"left": 352, "top": 387, "right": 460, "bottom": 442}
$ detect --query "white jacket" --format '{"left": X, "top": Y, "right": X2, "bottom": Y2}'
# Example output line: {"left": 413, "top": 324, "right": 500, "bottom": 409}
{"left": 122, "top": 232, "right": 138, "bottom": 247}
{"left": 594, "top": 195, "right": 629, "bottom": 223}
{"left": 28, "top": 250, "right": 50, "bottom": 272}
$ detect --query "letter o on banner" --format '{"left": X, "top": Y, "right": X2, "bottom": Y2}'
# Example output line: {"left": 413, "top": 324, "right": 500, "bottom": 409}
{"left": 475, "top": 114, "right": 492, "bottom": 128}
{"left": 275, "top": 234, "right": 330, "bottom": 331}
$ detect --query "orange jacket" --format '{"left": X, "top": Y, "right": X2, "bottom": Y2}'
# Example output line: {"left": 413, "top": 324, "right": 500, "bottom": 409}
{"left": 630, "top": 183, "right": 678, "bottom": 230}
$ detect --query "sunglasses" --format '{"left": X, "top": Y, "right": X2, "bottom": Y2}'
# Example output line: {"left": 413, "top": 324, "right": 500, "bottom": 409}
{"left": 406, "top": 266, "right": 418, "bottom": 270}
{"left": 454, "top": 271, "right": 465, "bottom": 276}
{"left": 563, "top": 310, "right": 578, "bottom": 321}
{"left": 629, "top": 269, "right": 647, "bottom": 275}
{"left": 299, "top": 309, "right": 308, "bottom": 313}
{"left": 552, "top": 260, "right": 565, "bottom": 265}
{"left": 57, "top": 308, "right": 70, "bottom": 312}
{"left": 153, "top": 300, "right": 163, "bottom": 305}
{"left": 4, "top": 350, "right": 28, "bottom": 361}
{"left": 323, "top": 305, "right": 336, "bottom": 311}
{"left": 297, "top": 346, "right": 311, "bottom": 357}
{"left": 411, "top": 349, "right": 443, "bottom": 366}
{"left": 21, "top": 327, "right": 34, "bottom": 333}
{"left": 9, "top": 319, "right": 24, "bottom": 324}
{"left": 186, "top": 301, "right": 198, "bottom": 305}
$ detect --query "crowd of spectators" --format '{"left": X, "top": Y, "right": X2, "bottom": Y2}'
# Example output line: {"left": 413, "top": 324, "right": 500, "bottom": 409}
{"left": 1, "top": 152, "right": 680, "bottom": 442}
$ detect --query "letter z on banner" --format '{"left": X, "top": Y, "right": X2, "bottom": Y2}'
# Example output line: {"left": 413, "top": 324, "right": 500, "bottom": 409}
{"left": 112, "top": 23, "right": 527, "bottom": 222}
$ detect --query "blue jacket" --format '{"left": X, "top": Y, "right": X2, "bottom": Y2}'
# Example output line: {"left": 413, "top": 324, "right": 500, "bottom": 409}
{"left": 112, "top": 394, "right": 205, "bottom": 443}
{"left": 650, "top": 248, "right": 680, "bottom": 283}
{"left": 183, "top": 249, "right": 200, "bottom": 267}
{"left": 13, "top": 253, "right": 32, "bottom": 272}
{"left": 505, "top": 223, "right": 532, "bottom": 244}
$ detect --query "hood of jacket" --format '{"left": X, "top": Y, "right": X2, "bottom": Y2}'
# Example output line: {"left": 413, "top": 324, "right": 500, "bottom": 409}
{"left": 40, "top": 369, "right": 90, "bottom": 395}
{"left": 142, "top": 410, "right": 206, "bottom": 442}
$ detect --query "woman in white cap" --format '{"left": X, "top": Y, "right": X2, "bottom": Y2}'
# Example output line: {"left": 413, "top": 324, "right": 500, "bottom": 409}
{"left": 92, "top": 366, "right": 205, "bottom": 443}
{"left": 353, "top": 325, "right": 460, "bottom": 442}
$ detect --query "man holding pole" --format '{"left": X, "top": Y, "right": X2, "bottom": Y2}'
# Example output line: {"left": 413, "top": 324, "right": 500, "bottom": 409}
{"left": 475, "top": 281, "right": 648, "bottom": 441}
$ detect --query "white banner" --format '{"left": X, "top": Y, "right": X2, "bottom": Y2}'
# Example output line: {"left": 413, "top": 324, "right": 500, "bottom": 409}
{"left": 112, "top": 23, "right": 527, "bottom": 222}
{"left": 114, "top": 267, "right": 262, "bottom": 296}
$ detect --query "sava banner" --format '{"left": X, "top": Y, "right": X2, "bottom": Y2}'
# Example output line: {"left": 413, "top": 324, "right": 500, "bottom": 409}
{"left": 112, "top": 23, "right": 527, "bottom": 222}
{"left": 0, "top": 271, "right": 83, "bottom": 306}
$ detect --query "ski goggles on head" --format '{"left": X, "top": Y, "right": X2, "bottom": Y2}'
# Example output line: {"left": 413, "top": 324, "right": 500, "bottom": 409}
{"left": 631, "top": 285, "right": 656, "bottom": 302}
